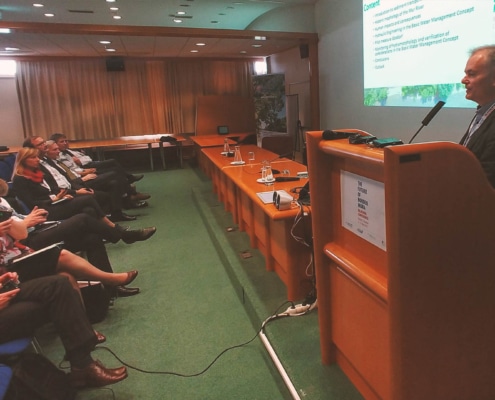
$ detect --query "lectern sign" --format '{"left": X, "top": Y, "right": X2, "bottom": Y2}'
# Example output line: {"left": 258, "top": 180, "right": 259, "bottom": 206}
{"left": 340, "top": 171, "right": 386, "bottom": 250}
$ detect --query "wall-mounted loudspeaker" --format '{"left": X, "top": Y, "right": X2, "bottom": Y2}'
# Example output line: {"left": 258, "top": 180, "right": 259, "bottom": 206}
{"left": 106, "top": 57, "right": 125, "bottom": 72}
{"left": 299, "top": 44, "right": 309, "bottom": 59}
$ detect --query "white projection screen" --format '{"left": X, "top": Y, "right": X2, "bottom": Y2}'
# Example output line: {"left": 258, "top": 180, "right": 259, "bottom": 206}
{"left": 363, "top": 0, "right": 494, "bottom": 108}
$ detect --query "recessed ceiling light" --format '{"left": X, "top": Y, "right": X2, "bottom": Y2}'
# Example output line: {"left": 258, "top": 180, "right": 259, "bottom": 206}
{"left": 190, "top": 50, "right": 199, "bottom": 53}
{"left": 99, "top": 40, "right": 111, "bottom": 44}
{"left": 173, "top": 18, "right": 183, "bottom": 23}
{"left": 33, "top": 3, "right": 44, "bottom": 7}
{"left": 196, "top": 43, "right": 206, "bottom": 46}
{"left": 177, "top": 11, "right": 186, "bottom": 15}
{"left": 5, "top": 47, "right": 19, "bottom": 51}
{"left": 254, "top": 36, "right": 266, "bottom": 41}
{"left": 252, "top": 44, "right": 262, "bottom": 48}
{"left": 113, "top": 15, "right": 121, "bottom": 19}
{"left": 106, "top": 0, "right": 116, "bottom": 2}
{"left": 44, "top": 13, "right": 54, "bottom": 17}
{"left": 0, "top": 29, "right": 11, "bottom": 34}
{"left": 106, "top": 48, "right": 116, "bottom": 52}
{"left": 110, "top": 7, "right": 119, "bottom": 11}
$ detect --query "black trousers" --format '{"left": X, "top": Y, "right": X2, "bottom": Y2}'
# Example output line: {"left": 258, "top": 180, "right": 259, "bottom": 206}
{"left": 24, "top": 214, "right": 122, "bottom": 274}
{"left": 80, "top": 171, "right": 129, "bottom": 211}
{"left": 85, "top": 159, "right": 133, "bottom": 181}
{"left": 44, "top": 195, "right": 106, "bottom": 222}
{"left": 0, "top": 275, "right": 96, "bottom": 358}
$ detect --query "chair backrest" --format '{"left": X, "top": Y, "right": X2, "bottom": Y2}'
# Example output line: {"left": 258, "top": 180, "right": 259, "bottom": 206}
{"left": 261, "top": 135, "right": 294, "bottom": 158}
{"left": 0, "top": 338, "right": 32, "bottom": 400}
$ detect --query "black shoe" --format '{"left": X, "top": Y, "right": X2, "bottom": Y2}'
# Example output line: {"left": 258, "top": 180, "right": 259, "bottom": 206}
{"left": 114, "top": 224, "right": 130, "bottom": 232}
{"left": 109, "top": 211, "right": 137, "bottom": 222}
{"left": 130, "top": 193, "right": 151, "bottom": 201}
{"left": 121, "top": 227, "right": 156, "bottom": 244}
{"left": 123, "top": 200, "right": 148, "bottom": 210}
{"left": 128, "top": 174, "right": 144, "bottom": 183}
{"left": 116, "top": 286, "right": 140, "bottom": 297}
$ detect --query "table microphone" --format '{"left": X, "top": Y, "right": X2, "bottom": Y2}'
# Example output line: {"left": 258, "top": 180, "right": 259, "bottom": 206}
{"left": 408, "top": 100, "right": 445, "bottom": 144}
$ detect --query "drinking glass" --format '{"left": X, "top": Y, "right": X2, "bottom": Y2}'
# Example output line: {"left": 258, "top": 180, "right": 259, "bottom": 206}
{"left": 248, "top": 151, "right": 255, "bottom": 168}
{"left": 263, "top": 164, "right": 274, "bottom": 186}
{"left": 234, "top": 146, "right": 243, "bottom": 163}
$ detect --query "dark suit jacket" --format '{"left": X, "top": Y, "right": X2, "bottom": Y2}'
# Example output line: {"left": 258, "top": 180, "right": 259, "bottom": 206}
{"left": 39, "top": 158, "right": 84, "bottom": 194}
{"left": 12, "top": 174, "right": 54, "bottom": 210}
{"left": 460, "top": 110, "right": 495, "bottom": 188}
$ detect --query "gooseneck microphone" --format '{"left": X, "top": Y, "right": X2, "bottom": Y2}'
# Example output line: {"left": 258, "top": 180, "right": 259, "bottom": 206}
{"left": 408, "top": 100, "right": 446, "bottom": 144}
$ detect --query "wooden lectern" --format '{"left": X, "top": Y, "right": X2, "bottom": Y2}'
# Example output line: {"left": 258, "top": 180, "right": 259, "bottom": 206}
{"left": 306, "top": 130, "right": 495, "bottom": 400}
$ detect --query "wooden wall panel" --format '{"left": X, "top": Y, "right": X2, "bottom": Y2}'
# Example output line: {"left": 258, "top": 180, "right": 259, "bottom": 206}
{"left": 195, "top": 95, "right": 256, "bottom": 136}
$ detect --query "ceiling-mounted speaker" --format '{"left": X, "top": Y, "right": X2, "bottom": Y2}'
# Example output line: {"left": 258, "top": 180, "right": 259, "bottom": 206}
{"left": 106, "top": 57, "right": 125, "bottom": 72}
{"left": 299, "top": 44, "right": 309, "bottom": 59}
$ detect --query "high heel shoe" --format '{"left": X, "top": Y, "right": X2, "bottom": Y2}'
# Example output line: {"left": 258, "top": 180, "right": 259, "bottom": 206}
{"left": 122, "top": 270, "right": 138, "bottom": 286}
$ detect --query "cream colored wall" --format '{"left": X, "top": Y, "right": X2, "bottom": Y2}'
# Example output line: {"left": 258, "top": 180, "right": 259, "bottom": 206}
{"left": 247, "top": 4, "right": 315, "bottom": 32}
{"left": 0, "top": 77, "right": 24, "bottom": 146}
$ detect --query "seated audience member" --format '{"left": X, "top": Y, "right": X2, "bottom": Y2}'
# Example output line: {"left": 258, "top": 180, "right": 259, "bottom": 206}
{"left": 50, "top": 132, "right": 143, "bottom": 184}
{"left": 0, "top": 179, "right": 141, "bottom": 297}
{"left": 25, "top": 136, "right": 148, "bottom": 209}
{"left": 0, "top": 216, "right": 138, "bottom": 290}
{"left": 11, "top": 147, "right": 156, "bottom": 242}
{"left": 49, "top": 134, "right": 149, "bottom": 209}
{"left": 41, "top": 140, "right": 136, "bottom": 222}
{"left": 0, "top": 272, "right": 128, "bottom": 388}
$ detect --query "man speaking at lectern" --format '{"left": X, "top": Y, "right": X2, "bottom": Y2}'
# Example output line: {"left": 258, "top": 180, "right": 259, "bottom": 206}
{"left": 460, "top": 45, "right": 495, "bottom": 188}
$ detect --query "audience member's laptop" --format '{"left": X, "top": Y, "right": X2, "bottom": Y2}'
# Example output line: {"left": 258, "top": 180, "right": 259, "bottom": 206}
{"left": 7, "top": 242, "right": 63, "bottom": 282}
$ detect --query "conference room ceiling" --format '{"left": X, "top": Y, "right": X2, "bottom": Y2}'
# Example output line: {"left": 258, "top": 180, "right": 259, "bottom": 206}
{"left": 0, "top": 0, "right": 316, "bottom": 59}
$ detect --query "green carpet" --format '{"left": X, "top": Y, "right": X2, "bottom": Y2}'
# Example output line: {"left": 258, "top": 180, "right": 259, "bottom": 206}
{"left": 37, "top": 165, "right": 363, "bottom": 400}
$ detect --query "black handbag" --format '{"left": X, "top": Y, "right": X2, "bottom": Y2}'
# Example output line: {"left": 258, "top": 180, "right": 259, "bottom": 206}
{"left": 5, "top": 353, "right": 76, "bottom": 400}
{"left": 79, "top": 281, "right": 111, "bottom": 324}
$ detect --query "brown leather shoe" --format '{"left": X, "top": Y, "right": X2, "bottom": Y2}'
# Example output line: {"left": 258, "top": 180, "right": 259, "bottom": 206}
{"left": 94, "top": 360, "right": 126, "bottom": 377}
{"left": 71, "top": 360, "right": 127, "bottom": 388}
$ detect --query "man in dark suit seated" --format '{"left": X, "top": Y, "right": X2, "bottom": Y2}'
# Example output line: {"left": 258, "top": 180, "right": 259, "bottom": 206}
{"left": 41, "top": 140, "right": 136, "bottom": 222}
{"left": 50, "top": 133, "right": 149, "bottom": 208}
{"left": 0, "top": 272, "right": 128, "bottom": 388}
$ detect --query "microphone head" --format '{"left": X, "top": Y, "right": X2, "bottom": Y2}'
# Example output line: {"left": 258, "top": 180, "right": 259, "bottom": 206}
{"left": 421, "top": 100, "right": 445, "bottom": 126}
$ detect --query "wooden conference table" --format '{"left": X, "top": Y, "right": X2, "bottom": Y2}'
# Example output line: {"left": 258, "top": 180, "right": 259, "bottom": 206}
{"left": 201, "top": 144, "right": 312, "bottom": 301}
{"left": 71, "top": 134, "right": 187, "bottom": 170}
{"left": 190, "top": 133, "right": 253, "bottom": 171}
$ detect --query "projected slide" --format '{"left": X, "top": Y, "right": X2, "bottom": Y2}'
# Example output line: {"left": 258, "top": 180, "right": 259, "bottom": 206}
{"left": 363, "top": 0, "right": 495, "bottom": 108}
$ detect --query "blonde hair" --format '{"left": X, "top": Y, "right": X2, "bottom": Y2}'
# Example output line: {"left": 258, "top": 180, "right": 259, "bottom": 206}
{"left": 0, "top": 179, "right": 8, "bottom": 197}
{"left": 12, "top": 147, "right": 40, "bottom": 179}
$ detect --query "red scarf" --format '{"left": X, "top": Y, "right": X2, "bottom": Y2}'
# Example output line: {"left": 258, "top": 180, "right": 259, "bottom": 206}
{"left": 22, "top": 168, "right": 44, "bottom": 183}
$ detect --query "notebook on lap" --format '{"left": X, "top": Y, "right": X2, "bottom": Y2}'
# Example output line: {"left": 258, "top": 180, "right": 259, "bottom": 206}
{"left": 7, "top": 242, "right": 63, "bottom": 282}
